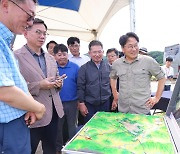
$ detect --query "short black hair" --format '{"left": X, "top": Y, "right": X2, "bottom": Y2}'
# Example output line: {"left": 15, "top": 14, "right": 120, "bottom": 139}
{"left": 106, "top": 48, "right": 119, "bottom": 56}
{"left": 27, "top": 18, "right": 47, "bottom": 30}
{"left": 67, "top": 37, "right": 80, "bottom": 46}
{"left": 119, "top": 32, "right": 139, "bottom": 47}
{"left": 33, "top": 18, "right": 47, "bottom": 30}
{"left": 166, "top": 57, "right": 173, "bottom": 62}
{"left": 53, "top": 44, "right": 68, "bottom": 54}
{"left": 88, "top": 40, "right": 103, "bottom": 50}
{"left": 46, "top": 40, "right": 57, "bottom": 50}
{"left": 119, "top": 51, "right": 124, "bottom": 58}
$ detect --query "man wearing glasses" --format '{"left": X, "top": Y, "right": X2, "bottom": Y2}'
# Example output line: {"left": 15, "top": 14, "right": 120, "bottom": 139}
{"left": 0, "top": 0, "right": 46, "bottom": 154}
{"left": 110, "top": 32, "right": 166, "bottom": 115}
{"left": 14, "top": 18, "right": 64, "bottom": 154}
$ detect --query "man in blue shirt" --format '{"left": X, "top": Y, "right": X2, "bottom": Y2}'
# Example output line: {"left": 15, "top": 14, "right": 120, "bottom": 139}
{"left": 0, "top": 0, "right": 45, "bottom": 153}
{"left": 54, "top": 44, "right": 79, "bottom": 152}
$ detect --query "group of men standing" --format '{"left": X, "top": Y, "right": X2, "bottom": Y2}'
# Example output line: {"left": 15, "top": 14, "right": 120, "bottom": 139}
{"left": 0, "top": 0, "right": 166, "bottom": 154}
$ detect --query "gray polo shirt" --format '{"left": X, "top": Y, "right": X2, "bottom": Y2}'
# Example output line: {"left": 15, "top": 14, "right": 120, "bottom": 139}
{"left": 110, "top": 55, "right": 165, "bottom": 114}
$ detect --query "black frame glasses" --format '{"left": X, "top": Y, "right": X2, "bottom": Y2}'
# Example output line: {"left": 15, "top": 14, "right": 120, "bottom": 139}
{"left": 9, "top": 0, "right": 34, "bottom": 22}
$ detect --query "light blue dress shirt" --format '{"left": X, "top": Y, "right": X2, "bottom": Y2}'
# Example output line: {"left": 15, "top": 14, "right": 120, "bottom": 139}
{"left": 0, "top": 22, "right": 29, "bottom": 123}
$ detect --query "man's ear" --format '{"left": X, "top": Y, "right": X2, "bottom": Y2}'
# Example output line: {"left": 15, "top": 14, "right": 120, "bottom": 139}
{"left": 24, "top": 30, "right": 28, "bottom": 38}
{"left": 121, "top": 47, "right": 125, "bottom": 53}
{"left": 1, "top": 0, "right": 9, "bottom": 13}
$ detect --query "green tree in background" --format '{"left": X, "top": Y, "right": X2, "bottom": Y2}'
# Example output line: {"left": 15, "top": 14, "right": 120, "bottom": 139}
{"left": 85, "top": 51, "right": 164, "bottom": 65}
{"left": 148, "top": 51, "right": 164, "bottom": 65}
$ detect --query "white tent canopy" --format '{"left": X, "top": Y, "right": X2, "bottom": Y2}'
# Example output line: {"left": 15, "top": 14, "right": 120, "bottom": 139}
{"left": 36, "top": 0, "right": 129, "bottom": 42}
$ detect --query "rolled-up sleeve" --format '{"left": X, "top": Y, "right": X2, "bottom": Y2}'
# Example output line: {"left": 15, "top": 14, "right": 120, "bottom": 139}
{"left": 109, "top": 63, "right": 119, "bottom": 80}
{"left": 149, "top": 58, "right": 165, "bottom": 80}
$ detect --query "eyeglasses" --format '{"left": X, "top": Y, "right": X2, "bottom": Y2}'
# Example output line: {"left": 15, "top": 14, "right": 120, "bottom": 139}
{"left": 124, "top": 44, "right": 139, "bottom": 50}
{"left": 91, "top": 50, "right": 103, "bottom": 55}
{"left": 9, "top": 0, "right": 35, "bottom": 22}
{"left": 35, "top": 29, "right": 49, "bottom": 37}
{"left": 69, "top": 44, "right": 80, "bottom": 48}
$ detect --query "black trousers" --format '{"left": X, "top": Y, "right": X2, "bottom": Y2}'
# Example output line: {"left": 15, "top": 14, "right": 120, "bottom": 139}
{"left": 30, "top": 104, "right": 58, "bottom": 154}
{"left": 164, "top": 85, "right": 171, "bottom": 91}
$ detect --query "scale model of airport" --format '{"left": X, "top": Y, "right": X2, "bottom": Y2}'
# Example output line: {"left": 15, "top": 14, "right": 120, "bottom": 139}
{"left": 63, "top": 112, "right": 174, "bottom": 154}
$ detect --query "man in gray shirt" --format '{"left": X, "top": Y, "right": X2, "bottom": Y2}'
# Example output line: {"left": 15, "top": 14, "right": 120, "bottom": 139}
{"left": 110, "top": 32, "right": 166, "bottom": 114}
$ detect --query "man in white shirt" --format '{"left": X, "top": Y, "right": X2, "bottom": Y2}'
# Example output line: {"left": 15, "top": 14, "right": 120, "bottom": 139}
{"left": 67, "top": 37, "right": 90, "bottom": 67}
{"left": 161, "top": 57, "right": 174, "bottom": 91}
{"left": 67, "top": 37, "right": 90, "bottom": 127}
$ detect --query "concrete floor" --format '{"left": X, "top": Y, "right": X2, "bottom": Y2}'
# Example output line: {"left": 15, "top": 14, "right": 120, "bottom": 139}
{"left": 35, "top": 142, "right": 42, "bottom": 154}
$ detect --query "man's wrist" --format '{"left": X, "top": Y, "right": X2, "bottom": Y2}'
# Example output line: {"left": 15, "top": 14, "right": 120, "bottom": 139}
{"left": 154, "top": 96, "right": 160, "bottom": 104}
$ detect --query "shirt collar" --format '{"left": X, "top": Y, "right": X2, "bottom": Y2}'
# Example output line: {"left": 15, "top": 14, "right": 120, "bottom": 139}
{"left": 57, "top": 60, "right": 70, "bottom": 68}
{"left": 122, "top": 55, "right": 140, "bottom": 64}
{"left": 91, "top": 59, "right": 103, "bottom": 68}
{"left": 24, "top": 44, "right": 45, "bottom": 56}
{"left": 0, "top": 22, "right": 15, "bottom": 48}
{"left": 69, "top": 53, "right": 83, "bottom": 58}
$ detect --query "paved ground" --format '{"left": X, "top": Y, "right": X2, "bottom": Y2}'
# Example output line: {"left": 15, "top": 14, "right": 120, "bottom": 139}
{"left": 35, "top": 142, "right": 42, "bottom": 154}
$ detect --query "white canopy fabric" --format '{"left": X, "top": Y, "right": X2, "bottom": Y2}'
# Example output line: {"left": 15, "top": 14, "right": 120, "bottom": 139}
{"left": 36, "top": 0, "right": 129, "bottom": 42}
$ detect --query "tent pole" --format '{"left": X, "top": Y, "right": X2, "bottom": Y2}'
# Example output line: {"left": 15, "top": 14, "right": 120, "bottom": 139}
{"left": 129, "top": 0, "right": 136, "bottom": 32}
{"left": 91, "top": 29, "right": 98, "bottom": 40}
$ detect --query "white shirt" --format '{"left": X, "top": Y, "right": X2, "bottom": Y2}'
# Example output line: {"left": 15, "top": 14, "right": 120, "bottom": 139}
{"left": 161, "top": 65, "right": 174, "bottom": 78}
{"left": 161, "top": 65, "right": 174, "bottom": 85}
{"left": 68, "top": 54, "right": 90, "bottom": 67}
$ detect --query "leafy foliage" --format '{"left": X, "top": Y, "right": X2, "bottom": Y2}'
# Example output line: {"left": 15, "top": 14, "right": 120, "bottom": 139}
{"left": 148, "top": 51, "right": 164, "bottom": 65}
{"left": 85, "top": 51, "right": 164, "bottom": 65}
